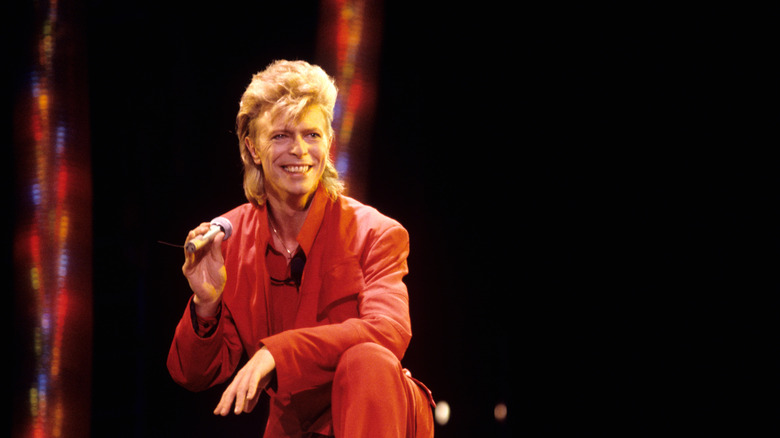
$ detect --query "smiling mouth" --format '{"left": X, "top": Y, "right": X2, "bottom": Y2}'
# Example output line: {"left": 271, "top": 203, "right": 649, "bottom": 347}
{"left": 282, "top": 165, "right": 312, "bottom": 174}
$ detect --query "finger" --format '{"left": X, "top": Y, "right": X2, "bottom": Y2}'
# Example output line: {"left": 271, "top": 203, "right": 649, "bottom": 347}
{"left": 245, "top": 363, "right": 265, "bottom": 402}
{"left": 215, "top": 369, "right": 252, "bottom": 416}
{"left": 209, "top": 231, "right": 225, "bottom": 259}
{"left": 233, "top": 375, "right": 248, "bottom": 415}
{"left": 235, "top": 364, "right": 263, "bottom": 415}
{"left": 214, "top": 383, "right": 236, "bottom": 416}
{"left": 186, "top": 222, "right": 212, "bottom": 243}
{"left": 214, "top": 372, "right": 244, "bottom": 416}
{"left": 213, "top": 350, "right": 270, "bottom": 416}
{"left": 183, "top": 224, "right": 220, "bottom": 271}
{"left": 185, "top": 223, "right": 213, "bottom": 251}
{"left": 243, "top": 356, "right": 271, "bottom": 413}
{"left": 188, "top": 228, "right": 225, "bottom": 260}
{"left": 183, "top": 223, "right": 211, "bottom": 257}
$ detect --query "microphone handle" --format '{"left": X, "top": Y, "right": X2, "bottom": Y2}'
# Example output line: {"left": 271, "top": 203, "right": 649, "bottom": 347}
{"left": 185, "top": 225, "right": 222, "bottom": 253}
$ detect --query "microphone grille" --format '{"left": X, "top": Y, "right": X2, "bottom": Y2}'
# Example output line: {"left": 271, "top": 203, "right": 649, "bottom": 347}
{"left": 210, "top": 217, "right": 233, "bottom": 240}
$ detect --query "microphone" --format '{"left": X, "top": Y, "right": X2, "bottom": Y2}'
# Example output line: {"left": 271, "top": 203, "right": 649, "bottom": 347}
{"left": 185, "top": 217, "right": 233, "bottom": 253}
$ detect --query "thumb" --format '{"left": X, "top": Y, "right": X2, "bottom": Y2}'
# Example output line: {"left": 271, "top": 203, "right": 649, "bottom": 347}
{"left": 244, "top": 388, "right": 262, "bottom": 413}
{"left": 210, "top": 231, "right": 225, "bottom": 256}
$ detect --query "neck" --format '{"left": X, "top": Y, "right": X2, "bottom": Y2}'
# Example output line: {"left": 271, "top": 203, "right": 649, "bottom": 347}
{"left": 266, "top": 195, "right": 309, "bottom": 244}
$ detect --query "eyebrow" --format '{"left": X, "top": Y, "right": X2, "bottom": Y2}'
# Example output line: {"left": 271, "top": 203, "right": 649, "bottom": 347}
{"left": 300, "top": 126, "right": 324, "bottom": 134}
{"left": 288, "top": 123, "right": 324, "bottom": 133}
{"left": 267, "top": 125, "right": 324, "bottom": 137}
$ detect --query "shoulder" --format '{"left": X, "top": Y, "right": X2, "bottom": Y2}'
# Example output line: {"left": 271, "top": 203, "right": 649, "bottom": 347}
{"left": 220, "top": 202, "right": 257, "bottom": 220}
{"left": 335, "top": 195, "right": 405, "bottom": 234}
{"left": 330, "top": 196, "right": 409, "bottom": 256}
{"left": 217, "top": 203, "right": 264, "bottom": 256}
{"left": 219, "top": 203, "right": 262, "bottom": 230}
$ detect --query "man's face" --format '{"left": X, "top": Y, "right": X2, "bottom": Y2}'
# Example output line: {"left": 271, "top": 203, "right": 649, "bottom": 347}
{"left": 252, "top": 106, "right": 331, "bottom": 206}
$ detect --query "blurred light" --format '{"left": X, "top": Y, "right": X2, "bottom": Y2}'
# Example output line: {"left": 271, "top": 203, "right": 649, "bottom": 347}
{"left": 494, "top": 402, "right": 508, "bottom": 422}
{"left": 434, "top": 400, "right": 451, "bottom": 426}
{"left": 317, "top": 0, "right": 382, "bottom": 201}
{"left": 13, "top": 0, "right": 92, "bottom": 436}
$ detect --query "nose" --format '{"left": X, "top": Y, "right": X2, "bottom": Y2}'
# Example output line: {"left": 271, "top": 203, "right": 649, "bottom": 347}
{"left": 289, "top": 134, "right": 309, "bottom": 157}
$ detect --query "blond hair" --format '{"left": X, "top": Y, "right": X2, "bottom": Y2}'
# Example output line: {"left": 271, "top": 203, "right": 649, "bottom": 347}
{"left": 236, "top": 60, "right": 344, "bottom": 206}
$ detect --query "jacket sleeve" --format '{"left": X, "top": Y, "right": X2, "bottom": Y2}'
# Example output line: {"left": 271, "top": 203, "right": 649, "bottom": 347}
{"left": 260, "top": 224, "right": 412, "bottom": 395}
{"left": 166, "top": 296, "right": 245, "bottom": 392}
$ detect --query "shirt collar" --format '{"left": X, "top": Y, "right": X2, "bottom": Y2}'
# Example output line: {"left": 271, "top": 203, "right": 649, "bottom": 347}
{"left": 295, "top": 184, "right": 328, "bottom": 256}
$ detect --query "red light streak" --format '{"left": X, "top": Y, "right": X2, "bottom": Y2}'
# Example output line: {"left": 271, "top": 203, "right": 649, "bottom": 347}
{"left": 318, "top": 0, "right": 382, "bottom": 200}
{"left": 13, "top": 0, "right": 92, "bottom": 436}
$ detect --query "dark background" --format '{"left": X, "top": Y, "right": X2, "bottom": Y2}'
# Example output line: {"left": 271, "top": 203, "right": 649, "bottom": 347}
{"left": 8, "top": 1, "right": 779, "bottom": 437}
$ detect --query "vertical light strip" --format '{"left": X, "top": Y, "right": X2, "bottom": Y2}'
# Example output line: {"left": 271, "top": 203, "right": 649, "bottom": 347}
{"left": 30, "top": 2, "right": 62, "bottom": 435}
{"left": 13, "top": 0, "right": 92, "bottom": 437}
{"left": 318, "top": 0, "right": 383, "bottom": 200}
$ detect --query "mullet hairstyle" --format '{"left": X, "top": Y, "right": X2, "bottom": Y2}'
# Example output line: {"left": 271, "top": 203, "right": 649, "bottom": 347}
{"left": 236, "top": 60, "right": 344, "bottom": 207}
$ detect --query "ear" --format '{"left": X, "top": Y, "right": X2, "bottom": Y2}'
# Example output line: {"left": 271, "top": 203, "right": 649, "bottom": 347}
{"left": 326, "top": 131, "right": 335, "bottom": 152}
{"left": 245, "top": 137, "right": 262, "bottom": 165}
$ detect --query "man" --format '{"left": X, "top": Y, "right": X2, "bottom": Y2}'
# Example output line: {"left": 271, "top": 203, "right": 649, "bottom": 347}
{"left": 167, "top": 60, "right": 434, "bottom": 438}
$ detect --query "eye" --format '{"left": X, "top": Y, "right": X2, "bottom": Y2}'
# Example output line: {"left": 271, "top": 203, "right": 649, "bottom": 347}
{"left": 305, "top": 132, "right": 321, "bottom": 139}
{"left": 271, "top": 133, "right": 288, "bottom": 141}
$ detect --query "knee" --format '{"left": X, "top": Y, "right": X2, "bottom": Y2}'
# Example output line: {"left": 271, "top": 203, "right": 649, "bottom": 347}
{"left": 335, "top": 343, "right": 401, "bottom": 385}
{"left": 332, "top": 344, "right": 409, "bottom": 436}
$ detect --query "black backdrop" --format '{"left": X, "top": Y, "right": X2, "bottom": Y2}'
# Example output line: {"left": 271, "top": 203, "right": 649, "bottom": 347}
{"left": 7, "top": 1, "right": 779, "bottom": 437}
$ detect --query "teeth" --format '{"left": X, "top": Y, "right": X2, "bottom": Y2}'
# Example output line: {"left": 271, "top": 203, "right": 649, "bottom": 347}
{"left": 284, "top": 165, "right": 310, "bottom": 173}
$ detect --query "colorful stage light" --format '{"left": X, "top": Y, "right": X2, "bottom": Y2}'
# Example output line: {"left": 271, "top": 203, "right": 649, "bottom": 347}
{"left": 13, "top": 0, "right": 92, "bottom": 436}
{"left": 317, "top": 0, "right": 383, "bottom": 200}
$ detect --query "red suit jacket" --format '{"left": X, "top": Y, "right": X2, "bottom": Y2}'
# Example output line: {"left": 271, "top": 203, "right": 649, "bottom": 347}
{"left": 167, "top": 186, "right": 423, "bottom": 436}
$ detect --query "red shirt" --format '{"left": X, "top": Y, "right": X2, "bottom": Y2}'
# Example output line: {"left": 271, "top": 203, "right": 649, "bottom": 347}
{"left": 266, "top": 245, "right": 300, "bottom": 334}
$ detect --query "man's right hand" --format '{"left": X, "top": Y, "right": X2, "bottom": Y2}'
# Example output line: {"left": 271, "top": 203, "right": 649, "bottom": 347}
{"left": 182, "top": 222, "right": 227, "bottom": 318}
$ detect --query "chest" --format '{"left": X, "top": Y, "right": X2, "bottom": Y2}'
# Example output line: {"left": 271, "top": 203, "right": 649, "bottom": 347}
{"left": 222, "top": 232, "right": 365, "bottom": 350}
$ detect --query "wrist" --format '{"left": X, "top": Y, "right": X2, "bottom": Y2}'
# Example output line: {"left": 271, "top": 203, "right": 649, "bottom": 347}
{"left": 192, "top": 295, "right": 221, "bottom": 318}
{"left": 189, "top": 298, "right": 221, "bottom": 338}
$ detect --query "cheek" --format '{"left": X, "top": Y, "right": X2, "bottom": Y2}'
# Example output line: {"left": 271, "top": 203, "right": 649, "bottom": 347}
{"left": 260, "top": 143, "right": 283, "bottom": 166}
{"left": 317, "top": 139, "right": 332, "bottom": 161}
{"left": 248, "top": 138, "right": 268, "bottom": 165}
{"left": 314, "top": 145, "right": 330, "bottom": 170}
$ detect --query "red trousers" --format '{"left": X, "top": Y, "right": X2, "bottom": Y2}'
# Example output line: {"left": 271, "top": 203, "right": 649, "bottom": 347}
{"left": 330, "top": 343, "right": 434, "bottom": 438}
